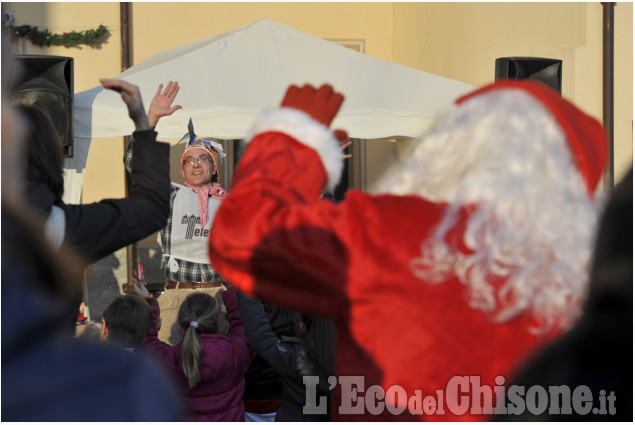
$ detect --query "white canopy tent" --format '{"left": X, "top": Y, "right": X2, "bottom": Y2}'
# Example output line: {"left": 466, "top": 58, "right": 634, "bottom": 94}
{"left": 68, "top": 18, "right": 474, "bottom": 202}
{"left": 75, "top": 18, "right": 475, "bottom": 139}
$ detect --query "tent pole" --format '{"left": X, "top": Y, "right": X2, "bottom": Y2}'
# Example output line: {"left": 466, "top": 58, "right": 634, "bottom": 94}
{"left": 602, "top": 2, "right": 615, "bottom": 189}
{"left": 222, "top": 140, "right": 236, "bottom": 189}
{"left": 121, "top": 2, "right": 135, "bottom": 286}
{"left": 352, "top": 139, "right": 367, "bottom": 191}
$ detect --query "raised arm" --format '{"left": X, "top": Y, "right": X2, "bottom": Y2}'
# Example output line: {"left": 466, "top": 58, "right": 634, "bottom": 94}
{"left": 100, "top": 78, "right": 153, "bottom": 131}
{"left": 62, "top": 79, "right": 171, "bottom": 262}
{"left": 140, "top": 304, "right": 180, "bottom": 365}
{"left": 221, "top": 287, "right": 255, "bottom": 368}
{"left": 124, "top": 81, "right": 182, "bottom": 173}
{"left": 236, "top": 290, "right": 297, "bottom": 376}
{"left": 208, "top": 84, "right": 351, "bottom": 317}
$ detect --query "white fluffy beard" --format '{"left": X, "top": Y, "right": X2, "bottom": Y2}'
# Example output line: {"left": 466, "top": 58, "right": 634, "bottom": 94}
{"left": 372, "top": 89, "right": 604, "bottom": 333}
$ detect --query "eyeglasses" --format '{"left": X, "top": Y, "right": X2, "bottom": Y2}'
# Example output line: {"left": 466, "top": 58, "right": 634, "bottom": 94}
{"left": 183, "top": 156, "right": 212, "bottom": 167}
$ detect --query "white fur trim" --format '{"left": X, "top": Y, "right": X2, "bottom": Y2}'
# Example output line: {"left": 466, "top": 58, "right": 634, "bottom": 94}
{"left": 246, "top": 107, "right": 343, "bottom": 192}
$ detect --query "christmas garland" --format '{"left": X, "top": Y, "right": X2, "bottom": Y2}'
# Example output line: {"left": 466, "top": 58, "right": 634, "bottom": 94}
{"left": 9, "top": 24, "right": 108, "bottom": 47}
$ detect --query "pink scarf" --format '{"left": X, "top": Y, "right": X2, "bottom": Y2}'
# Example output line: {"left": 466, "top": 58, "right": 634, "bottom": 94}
{"left": 184, "top": 182, "right": 228, "bottom": 229}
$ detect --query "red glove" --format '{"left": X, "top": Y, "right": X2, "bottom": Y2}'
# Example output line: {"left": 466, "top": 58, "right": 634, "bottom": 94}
{"left": 333, "top": 129, "right": 349, "bottom": 143}
{"left": 281, "top": 84, "right": 344, "bottom": 127}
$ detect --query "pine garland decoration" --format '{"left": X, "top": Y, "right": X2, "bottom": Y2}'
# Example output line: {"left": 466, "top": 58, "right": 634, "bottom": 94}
{"left": 9, "top": 24, "right": 109, "bottom": 47}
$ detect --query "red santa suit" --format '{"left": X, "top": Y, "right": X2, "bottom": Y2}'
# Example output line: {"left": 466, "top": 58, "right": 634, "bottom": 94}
{"left": 208, "top": 81, "right": 607, "bottom": 421}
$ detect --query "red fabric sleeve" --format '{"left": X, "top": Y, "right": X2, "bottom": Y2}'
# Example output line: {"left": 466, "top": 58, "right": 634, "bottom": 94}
{"left": 209, "top": 131, "right": 349, "bottom": 317}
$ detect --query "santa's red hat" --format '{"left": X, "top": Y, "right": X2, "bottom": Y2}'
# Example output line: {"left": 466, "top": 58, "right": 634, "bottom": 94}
{"left": 456, "top": 80, "right": 607, "bottom": 195}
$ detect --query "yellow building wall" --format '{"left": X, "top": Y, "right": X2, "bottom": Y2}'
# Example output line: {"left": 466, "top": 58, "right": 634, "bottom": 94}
{"left": 393, "top": 2, "right": 632, "bottom": 183}
{"left": 613, "top": 2, "right": 634, "bottom": 184}
{"left": 132, "top": 3, "right": 395, "bottom": 62}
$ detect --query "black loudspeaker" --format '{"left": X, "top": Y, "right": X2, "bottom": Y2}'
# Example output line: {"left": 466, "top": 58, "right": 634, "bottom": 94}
{"left": 495, "top": 57, "right": 562, "bottom": 94}
{"left": 9, "top": 55, "right": 74, "bottom": 157}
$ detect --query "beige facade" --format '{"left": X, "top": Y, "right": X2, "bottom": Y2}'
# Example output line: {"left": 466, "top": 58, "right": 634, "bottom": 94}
{"left": 4, "top": 2, "right": 632, "bottom": 316}
{"left": 393, "top": 2, "right": 633, "bottom": 184}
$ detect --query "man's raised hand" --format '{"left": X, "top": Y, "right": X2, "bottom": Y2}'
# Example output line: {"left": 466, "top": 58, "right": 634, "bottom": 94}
{"left": 100, "top": 78, "right": 150, "bottom": 131}
{"left": 147, "top": 81, "right": 182, "bottom": 127}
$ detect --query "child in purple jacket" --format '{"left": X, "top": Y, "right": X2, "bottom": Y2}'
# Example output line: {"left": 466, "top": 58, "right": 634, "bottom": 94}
{"left": 140, "top": 286, "right": 254, "bottom": 421}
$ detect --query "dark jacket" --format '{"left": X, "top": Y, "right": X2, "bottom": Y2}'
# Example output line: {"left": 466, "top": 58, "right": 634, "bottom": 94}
{"left": 1, "top": 206, "right": 182, "bottom": 421}
{"left": 26, "top": 129, "right": 170, "bottom": 263}
{"left": 141, "top": 287, "right": 254, "bottom": 421}
{"left": 237, "top": 291, "right": 328, "bottom": 421}
{"left": 243, "top": 304, "right": 302, "bottom": 412}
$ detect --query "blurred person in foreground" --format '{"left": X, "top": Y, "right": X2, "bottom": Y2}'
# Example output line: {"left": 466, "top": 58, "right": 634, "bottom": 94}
{"left": 1, "top": 36, "right": 181, "bottom": 420}
{"left": 493, "top": 169, "right": 633, "bottom": 421}
{"left": 208, "top": 81, "right": 607, "bottom": 420}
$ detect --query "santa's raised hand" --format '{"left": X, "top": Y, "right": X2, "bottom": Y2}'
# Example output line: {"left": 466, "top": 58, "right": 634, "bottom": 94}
{"left": 281, "top": 83, "right": 344, "bottom": 128}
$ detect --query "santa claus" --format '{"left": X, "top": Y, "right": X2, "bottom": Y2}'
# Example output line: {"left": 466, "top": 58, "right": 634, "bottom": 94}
{"left": 208, "top": 81, "right": 607, "bottom": 421}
